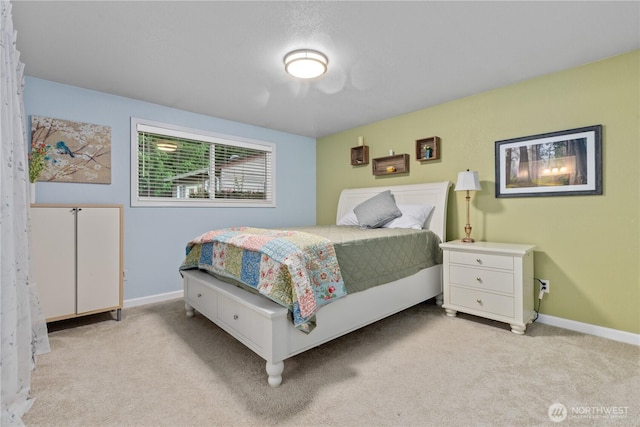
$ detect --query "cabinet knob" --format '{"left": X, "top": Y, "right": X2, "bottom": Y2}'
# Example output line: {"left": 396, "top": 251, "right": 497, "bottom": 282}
{"left": 476, "top": 277, "right": 482, "bottom": 283}
{"left": 233, "top": 314, "right": 239, "bottom": 320}
{"left": 476, "top": 299, "right": 483, "bottom": 305}
{"left": 476, "top": 258, "right": 482, "bottom": 264}
{"left": 197, "top": 293, "right": 202, "bottom": 298}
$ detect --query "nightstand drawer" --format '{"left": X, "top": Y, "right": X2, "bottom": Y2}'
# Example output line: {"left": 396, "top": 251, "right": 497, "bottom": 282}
{"left": 449, "top": 266, "right": 514, "bottom": 294}
{"left": 449, "top": 251, "right": 514, "bottom": 270}
{"left": 449, "top": 286, "right": 514, "bottom": 318}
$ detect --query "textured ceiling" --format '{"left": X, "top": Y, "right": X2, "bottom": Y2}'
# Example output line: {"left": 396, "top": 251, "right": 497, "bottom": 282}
{"left": 11, "top": 1, "right": 640, "bottom": 138}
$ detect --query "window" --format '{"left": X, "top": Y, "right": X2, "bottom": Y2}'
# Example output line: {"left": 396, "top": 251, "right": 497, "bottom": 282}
{"left": 131, "top": 118, "right": 275, "bottom": 207}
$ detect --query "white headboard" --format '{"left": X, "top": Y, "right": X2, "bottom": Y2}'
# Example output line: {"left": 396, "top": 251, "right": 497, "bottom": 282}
{"left": 336, "top": 181, "right": 452, "bottom": 242}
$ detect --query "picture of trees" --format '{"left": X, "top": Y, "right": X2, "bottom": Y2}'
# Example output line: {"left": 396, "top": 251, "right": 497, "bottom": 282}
{"left": 495, "top": 125, "right": 601, "bottom": 198}
{"left": 504, "top": 138, "right": 588, "bottom": 189}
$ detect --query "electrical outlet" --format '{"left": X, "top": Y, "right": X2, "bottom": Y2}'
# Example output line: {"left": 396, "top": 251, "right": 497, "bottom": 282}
{"left": 540, "top": 279, "right": 550, "bottom": 293}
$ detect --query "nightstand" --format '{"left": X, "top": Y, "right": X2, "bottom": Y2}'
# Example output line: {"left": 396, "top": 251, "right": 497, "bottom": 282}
{"left": 440, "top": 241, "right": 535, "bottom": 335}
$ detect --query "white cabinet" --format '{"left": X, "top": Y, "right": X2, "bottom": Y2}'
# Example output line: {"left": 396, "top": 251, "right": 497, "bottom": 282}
{"left": 30, "top": 204, "right": 123, "bottom": 322}
{"left": 440, "top": 241, "right": 535, "bottom": 334}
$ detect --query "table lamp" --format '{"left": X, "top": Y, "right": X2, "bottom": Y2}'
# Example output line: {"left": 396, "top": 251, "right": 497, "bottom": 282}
{"left": 455, "top": 170, "right": 481, "bottom": 242}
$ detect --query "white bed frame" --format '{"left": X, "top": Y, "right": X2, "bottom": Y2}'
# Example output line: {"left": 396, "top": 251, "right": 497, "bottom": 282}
{"left": 183, "top": 181, "right": 451, "bottom": 386}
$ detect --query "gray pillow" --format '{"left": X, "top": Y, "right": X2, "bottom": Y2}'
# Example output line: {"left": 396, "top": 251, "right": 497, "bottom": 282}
{"left": 353, "top": 190, "right": 402, "bottom": 229}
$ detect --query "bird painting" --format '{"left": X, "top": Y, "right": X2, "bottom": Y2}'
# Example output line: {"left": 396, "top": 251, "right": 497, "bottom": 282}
{"left": 30, "top": 116, "right": 111, "bottom": 183}
{"left": 55, "top": 141, "right": 75, "bottom": 158}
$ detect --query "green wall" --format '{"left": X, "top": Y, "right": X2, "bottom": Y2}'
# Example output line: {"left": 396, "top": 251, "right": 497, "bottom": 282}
{"left": 317, "top": 50, "right": 639, "bottom": 334}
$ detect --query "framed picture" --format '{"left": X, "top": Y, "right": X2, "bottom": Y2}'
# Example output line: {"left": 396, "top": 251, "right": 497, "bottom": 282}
{"left": 495, "top": 125, "right": 602, "bottom": 198}
{"left": 31, "top": 116, "right": 111, "bottom": 183}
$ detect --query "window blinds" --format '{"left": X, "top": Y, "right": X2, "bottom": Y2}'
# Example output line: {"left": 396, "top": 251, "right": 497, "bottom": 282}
{"left": 135, "top": 123, "right": 273, "bottom": 204}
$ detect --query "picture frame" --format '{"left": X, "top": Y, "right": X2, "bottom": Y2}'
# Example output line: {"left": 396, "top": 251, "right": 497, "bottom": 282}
{"left": 31, "top": 116, "right": 112, "bottom": 184}
{"left": 495, "top": 125, "right": 602, "bottom": 198}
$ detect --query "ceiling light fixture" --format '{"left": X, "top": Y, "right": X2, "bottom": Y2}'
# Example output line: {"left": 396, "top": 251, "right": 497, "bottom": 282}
{"left": 284, "top": 49, "right": 328, "bottom": 79}
{"left": 156, "top": 141, "right": 177, "bottom": 152}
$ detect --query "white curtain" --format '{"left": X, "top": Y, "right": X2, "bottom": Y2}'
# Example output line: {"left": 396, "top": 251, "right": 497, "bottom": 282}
{"left": 0, "top": 1, "right": 50, "bottom": 425}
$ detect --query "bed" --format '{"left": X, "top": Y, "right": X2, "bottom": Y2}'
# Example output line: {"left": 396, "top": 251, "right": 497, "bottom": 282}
{"left": 181, "top": 181, "right": 451, "bottom": 386}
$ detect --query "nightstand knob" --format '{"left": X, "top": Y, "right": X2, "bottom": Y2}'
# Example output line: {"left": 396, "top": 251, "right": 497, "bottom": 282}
{"left": 197, "top": 293, "right": 202, "bottom": 298}
{"left": 476, "top": 258, "right": 482, "bottom": 264}
{"left": 476, "top": 299, "right": 483, "bottom": 305}
{"left": 233, "top": 314, "right": 239, "bottom": 320}
{"left": 476, "top": 277, "right": 482, "bottom": 283}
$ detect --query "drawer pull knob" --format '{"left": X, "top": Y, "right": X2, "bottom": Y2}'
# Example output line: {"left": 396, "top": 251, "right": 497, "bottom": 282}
{"left": 233, "top": 314, "right": 239, "bottom": 320}
{"left": 476, "top": 258, "right": 482, "bottom": 264}
{"left": 476, "top": 277, "right": 482, "bottom": 283}
{"left": 476, "top": 299, "right": 483, "bottom": 305}
{"left": 197, "top": 293, "right": 202, "bottom": 298}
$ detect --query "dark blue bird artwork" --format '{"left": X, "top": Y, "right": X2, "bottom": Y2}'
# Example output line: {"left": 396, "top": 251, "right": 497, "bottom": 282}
{"left": 55, "top": 141, "right": 75, "bottom": 158}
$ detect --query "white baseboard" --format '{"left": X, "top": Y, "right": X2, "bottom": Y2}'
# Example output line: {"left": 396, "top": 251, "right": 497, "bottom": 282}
{"left": 124, "top": 290, "right": 184, "bottom": 309}
{"left": 536, "top": 313, "right": 639, "bottom": 346}
{"left": 123, "top": 291, "right": 639, "bottom": 346}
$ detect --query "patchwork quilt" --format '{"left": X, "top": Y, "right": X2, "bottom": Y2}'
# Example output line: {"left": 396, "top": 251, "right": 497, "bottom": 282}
{"left": 180, "top": 227, "right": 347, "bottom": 332}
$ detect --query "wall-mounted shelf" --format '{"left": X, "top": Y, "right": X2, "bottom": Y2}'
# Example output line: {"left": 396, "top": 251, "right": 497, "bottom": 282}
{"left": 372, "top": 154, "right": 410, "bottom": 176}
{"left": 351, "top": 145, "right": 369, "bottom": 165}
{"left": 416, "top": 136, "right": 441, "bottom": 162}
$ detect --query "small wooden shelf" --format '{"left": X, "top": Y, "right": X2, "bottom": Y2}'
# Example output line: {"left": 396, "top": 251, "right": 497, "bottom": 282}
{"left": 416, "top": 136, "right": 441, "bottom": 161}
{"left": 351, "top": 145, "right": 369, "bottom": 166}
{"left": 372, "top": 154, "right": 410, "bottom": 176}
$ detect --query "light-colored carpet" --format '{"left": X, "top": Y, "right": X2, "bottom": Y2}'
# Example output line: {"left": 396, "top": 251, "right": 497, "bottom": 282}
{"left": 23, "top": 299, "right": 639, "bottom": 426}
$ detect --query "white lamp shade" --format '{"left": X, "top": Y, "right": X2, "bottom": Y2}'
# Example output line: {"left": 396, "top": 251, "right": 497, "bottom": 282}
{"left": 455, "top": 170, "right": 481, "bottom": 191}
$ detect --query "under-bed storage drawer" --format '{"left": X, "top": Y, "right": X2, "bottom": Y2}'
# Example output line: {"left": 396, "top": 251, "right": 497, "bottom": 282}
{"left": 186, "top": 278, "right": 218, "bottom": 311}
{"left": 217, "top": 294, "right": 269, "bottom": 350}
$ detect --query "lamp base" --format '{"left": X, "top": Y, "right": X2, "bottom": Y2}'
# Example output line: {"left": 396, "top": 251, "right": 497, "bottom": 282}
{"left": 461, "top": 223, "right": 474, "bottom": 243}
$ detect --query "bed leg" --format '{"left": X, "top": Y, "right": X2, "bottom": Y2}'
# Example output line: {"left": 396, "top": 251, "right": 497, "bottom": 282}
{"left": 266, "top": 361, "right": 284, "bottom": 387}
{"left": 435, "top": 293, "right": 443, "bottom": 307}
{"left": 185, "top": 302, "right": 195, "bottom": 318}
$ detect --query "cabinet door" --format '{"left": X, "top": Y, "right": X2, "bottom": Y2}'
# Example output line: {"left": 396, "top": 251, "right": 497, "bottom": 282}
{"left": 76, "top": 207, "right": 121, "bottom": 314}
{"left": 31, "top": 207, "right": 76, "bottom": 320}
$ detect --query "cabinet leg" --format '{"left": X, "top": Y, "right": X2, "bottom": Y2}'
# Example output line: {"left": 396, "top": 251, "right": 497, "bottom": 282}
{"left": 116, "top": 308, "right": 122, "bottom": 321}
{"left": 444, "top": 308, "right": 458, "bottom": 317}
{"left": 510, "top": 324, "right": 526, "bottom": 335}
{"left": 266, "top": 361, "right": 284, "bottom": 387}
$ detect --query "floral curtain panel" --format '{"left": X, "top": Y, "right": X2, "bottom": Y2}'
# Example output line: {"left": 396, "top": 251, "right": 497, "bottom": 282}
{"left": 0, "top": 1, "right": 50, "bottom": 425}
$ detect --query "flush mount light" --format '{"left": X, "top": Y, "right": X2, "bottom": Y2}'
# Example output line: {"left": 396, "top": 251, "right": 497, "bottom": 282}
{"left": 284, "top": 49, "right": 328, "bottom": 79}
{"left": 156, "top": 141, "right": 177, "bottom": 152}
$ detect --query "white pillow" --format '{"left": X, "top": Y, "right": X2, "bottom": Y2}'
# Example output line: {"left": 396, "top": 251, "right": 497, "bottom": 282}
{"left": 339, "top": 204, "right": 435, "bottom": 230}
{"left": 383, "top": 204, "right": 435, "bottom": 230}
{"left": 337, "top": 210, "right": 358, "bottom": 226}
